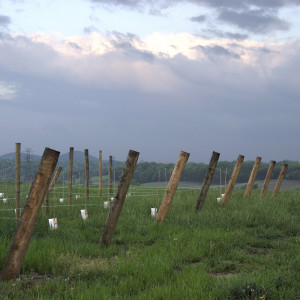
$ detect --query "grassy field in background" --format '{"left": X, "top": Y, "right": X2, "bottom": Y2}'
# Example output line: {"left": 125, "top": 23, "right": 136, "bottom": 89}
{"left": 0, "top": 183, "right": 300, "bottom": 299}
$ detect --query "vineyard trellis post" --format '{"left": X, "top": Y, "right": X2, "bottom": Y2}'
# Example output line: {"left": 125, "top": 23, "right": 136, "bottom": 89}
{"left": 100, "top": 150, "right": 139, "bottom": 247}
{"left": 221, "top": 154, "right": 244, "bottom": 207}
{"left": 156, "top": 151, "right": 190, "bottom": 222}
{"left": 244, "top": 156, "right": 261, "bottom": 198}
{"left": 0, "top": 148, "right": 59, "bottom": 281}
{"left": 109, "top": 155, "right": 113, "bottom": 195}
{"left": 85, "top": 149, "right": 89, "bottom": 202}
{"left": 68, "top": 147, "right": 74, "bottom": 206}
{"left": 15, "top": 142, "right": 21, "bottom": 219}
{"left": 45, "top": 166, "right": 62, "bottom": 215}
{"left": 195, "top": 151, "right": 220, "bottom": 211}
{"left": 273, "top": 164, "right": 288, "bottom": 196}
{"left": 99, "top": 150, "right": 102, "bottom": 196}
{"left": 260, "top": 160, "right": 276, "bottom": 198}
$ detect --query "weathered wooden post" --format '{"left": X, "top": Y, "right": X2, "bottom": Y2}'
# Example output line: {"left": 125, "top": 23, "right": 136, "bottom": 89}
{"left": 273, "top": 164, "right": 288, "bottom": 196}
{"left": 45, "top": 166, "right": 62, "bottom": 215}
{"left": 0, "top": 148, "right": 59, "bottom": 281}
{"left": 221, "top": 155, "right": 244, "bottom": 207}
{"left": 68, "top": 147, "right": 74, "bottom": 205}
{"left": 99, "top": 150, "right": 102, "bottom": 196}
{"left": 244, "top": 157, "right": 261, "bottom": 198}
{"left": 260, "top": 160, "right": 276, "bottom": 198}
{"left": 195, "top": 151, "right": 220, "bottom": 211}
{"left": 100, "top": 150, "right": 139, "bottom": 247}
{"left": 85, "top": 149, "right": 89, "bottom": 202}
{"left": 15, "top": 143, "right": 21, "bottom": 219}
{"left": 109, "top": 156, "right": 113, "bottom": 195}
{"left": 156, "top": 151, "right": 190, "bottom": 222}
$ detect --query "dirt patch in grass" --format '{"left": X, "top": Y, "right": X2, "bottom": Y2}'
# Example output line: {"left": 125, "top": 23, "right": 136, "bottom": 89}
{"left": 209, "top": 272, "right": 238, "bottom": 278}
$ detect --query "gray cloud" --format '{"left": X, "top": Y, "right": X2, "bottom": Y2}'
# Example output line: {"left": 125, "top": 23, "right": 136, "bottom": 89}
{"left": 202, "top": 28, "right": 249, "bottom": 40}
{"left": 0, "top": 15, "right": 11, "bottom": 28}
{"left": 89, "top": 0, "right": 300, "bottom": 10}
{"left": 190, "top": 15, "right": 206, "bottom": 23}
{"left": 1, "top": 32, "right": 300, "bottom": 162}
{"left": 218, "top": 9, "right": 290, "bottom": 34}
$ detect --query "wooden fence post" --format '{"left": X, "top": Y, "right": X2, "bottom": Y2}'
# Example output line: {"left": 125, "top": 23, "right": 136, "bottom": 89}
{"left": 100, "top": 150, "right": 139, "bottom": 247}
{"left": 273, "top": 164, "right": 288, "bottom": 196}
{"left": 15, "top": 143, "right": 21, "bottom": 219}
{"left": 99, "top": 150, "right": 102, "bottom": 196}
{"left": 109, "top": 156, "right": 113, "bottom": 195}
{"left": 85, "top": 149, "right": 89, "bottom": 202}
{"left": 0, "top": 148, "right": 59, "bottom": 281}
{"left": 244, "top": 157, "right": 261, "bottom": 198}
{"left": 68, "top": 147, "right": 74, "bottom": 206}
{"left": 195, "top": 151, "right": 220, "bottom": 211}
{"left": 260, "top": 160, "right": 276, "bottom": 198}
{"left": 156, "top": 151, "right": 190, "bottom": 222}
{"left": 46, "top": 166, "right": 62, "bottom": 215}
{"left": 221, "top": 155, "right": 244, "bottom": 207}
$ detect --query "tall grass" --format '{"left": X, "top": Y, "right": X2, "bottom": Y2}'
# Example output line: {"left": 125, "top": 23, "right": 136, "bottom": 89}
{"left": 0, "top": 183, "right": 299, "bottom": 299}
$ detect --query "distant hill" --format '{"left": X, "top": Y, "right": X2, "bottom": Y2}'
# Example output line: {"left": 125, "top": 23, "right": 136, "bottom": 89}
{"left": 0, "top": 151, "right": 99, "bottom": 162}
{"left": 0, "top": 152, "right": 41, "bottom": 161}
{"left": 58, "top": 151, "right": 98, "bottom": 162}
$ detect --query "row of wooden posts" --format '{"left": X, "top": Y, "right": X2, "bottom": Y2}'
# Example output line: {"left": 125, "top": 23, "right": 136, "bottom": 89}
{"left": 1, "top": 147, "right": 287, "bottom": 281}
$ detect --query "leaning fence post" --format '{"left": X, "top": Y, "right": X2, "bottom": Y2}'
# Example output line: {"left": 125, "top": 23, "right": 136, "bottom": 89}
{"left": 244, "top": 157, "right": 261, "bottom": 198}
{"left": 156, "top": 151, "right": 190, "bottom": 222}
{"left": 0, "top": 148, "right": 59, "bottom": 281}
{"left": 260, "top": 160, "right": 276, "bottom": 198}
{"left": 15, "top": 143, "right": 21, "bottom": 219}
{"left": 273, "top": 164, "right": 288, "bottom": 196}
{"left": 100, "top": 150, "right": 139, "bottom": 247}
{"left": 221, "top": 155, "right": 244, "bottom": 207}
{"left": 68, "top": 147, "right": 74, "bottom": 206}
{"left": 195, "top": 151, "right": 220, "bottom": 211}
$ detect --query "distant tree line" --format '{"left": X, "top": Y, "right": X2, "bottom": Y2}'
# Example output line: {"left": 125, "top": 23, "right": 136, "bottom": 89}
{"left": 1, "top": 157, "right": 299, "bottom": 185}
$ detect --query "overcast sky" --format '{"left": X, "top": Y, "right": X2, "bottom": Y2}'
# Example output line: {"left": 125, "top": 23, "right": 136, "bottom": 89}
{"left": 0, "top": 0, "right": 300, "bottom": 163}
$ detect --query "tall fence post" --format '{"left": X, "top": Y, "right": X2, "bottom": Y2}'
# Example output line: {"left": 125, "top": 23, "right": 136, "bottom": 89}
{"left": 68, "top": 147, "right": 74, "bottom": 206}
{"left": 99, "top": 150, "right": 102, "bottom": 196}
{"left": 273, "top": 164, "right": 288, "bottom": 196}
{"left": 15, "top": 143, "right": 21, "bottom": 219}
{"left": 221, "top": 155, "right": 244, "bottom": 207}
{"left": 46, "top": 166, "right": 62, "bottom": 215}
{"left": 85, "top": 149, "right": 89, "bottom": 202}
{"left": 260, "top": 160, "right": 276, "bottom": 198}
{"left": 195, "top": 151, "right": 220, "bottom": 211}
{"left": 0, "top": 148, "right": 59, "bottom": 281}
{"left": 244, "top": 157, "right": 261, "bottom": 198}
{"left": 109, "top": 156, "right": 113, "bottom": 195}
{"left": 156, "top": 151, "right": 190, "bottom": 222}
{"left": 100, "top": 150, "right": 139, "bottom": 247}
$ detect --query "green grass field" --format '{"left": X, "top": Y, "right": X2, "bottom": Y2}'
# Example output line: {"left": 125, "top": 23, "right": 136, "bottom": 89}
{"left": 0, "top": 183, "right": 300, "bottom": 299}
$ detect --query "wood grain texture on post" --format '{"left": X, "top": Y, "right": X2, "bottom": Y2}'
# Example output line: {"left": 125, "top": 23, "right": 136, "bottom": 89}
{"left": 109, "top": 156, "right": 113, "bottom": 195}
{"left": 15, "top": 143, "right": 21, "bottom": 219}
{"left": 244, "top": 157, "right": 261, "bottom": 198}
{"left": 273, "top": 164, "right": 288, "bottom": 196}
{"left": 68, "top": 147, "right": 74, "bottom": 205}
{"left": 195, "top": 151, "right": 220, "bottom": 211}
{"left": 99, "top": 150, "right": 102, "bottom": 196}
{"left": 100, "top": 150, "right": 139, "bottom": 247}
{"left": 156, "top": 151, "right": 190, "bottom": 222}
{"left": 85, "top": 149, "right": 89, "bottom": 202}
{"left": 260, "top": 160, "right": 276, "bottom": 198}
{"left": 221, "top": 154, "right": 244, "bottom": 207}
{"left": 0, "top": 148, "right": 60, "bottom": 281}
